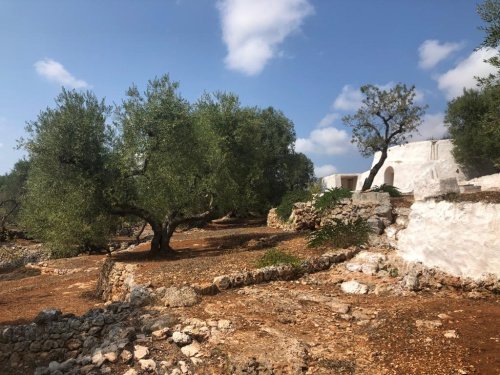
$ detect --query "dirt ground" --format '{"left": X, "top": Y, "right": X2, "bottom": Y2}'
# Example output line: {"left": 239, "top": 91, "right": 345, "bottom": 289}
{"left": 0, "top": 224, "right": 499, "bottom": 374}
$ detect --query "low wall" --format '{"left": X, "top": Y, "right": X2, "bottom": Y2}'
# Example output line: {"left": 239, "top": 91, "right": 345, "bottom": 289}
{"left": 268, "top": 192, "right": 393, "bottom": 234}
{"left": 397, "top": 200, "right": 500, "bottom": 280}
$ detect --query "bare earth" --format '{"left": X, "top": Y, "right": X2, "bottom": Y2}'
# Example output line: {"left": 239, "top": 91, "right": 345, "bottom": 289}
{"left": 0, "top": 224, "right": 499, "bottom": 374}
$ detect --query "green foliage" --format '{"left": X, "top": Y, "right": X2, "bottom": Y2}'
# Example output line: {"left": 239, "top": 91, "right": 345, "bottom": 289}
{"left": 256, "top": 248, "right": 302, "bottom": 268}
{"left": 314, "top": 188, "right": 352, "bottom": 212}
{"left": 477, "top": 0, "right": 500, "bottom": 86}
{"left": 371, "top": 184, "right": 402, "bottom": 197}
{"left": 445, "top": 86, "right": 500, "bottom": 175}
{"left": 342, "top": 84, "right": 426, "bottom": 190}
{"left": 20, "top": 89, "right": 114, "bottom": 256}
{"left": 0, "top": 159, "right": 30, "bottom": 239}
{"left": 276, "top": 189, "right": 312, "bottom": 221}
{"left": 19, "top": 75, "right": 314, "bottom": 255}
{"left": 307, "top": 218, "right": 371, "bottom": 248}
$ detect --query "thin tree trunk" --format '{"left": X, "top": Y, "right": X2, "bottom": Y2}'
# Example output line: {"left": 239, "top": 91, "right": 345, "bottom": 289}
{"left": 135, "top": 221, "right": 147, "bottom": 244}
{"left": 362, "top": 148, "right": 388, "bottom": 191}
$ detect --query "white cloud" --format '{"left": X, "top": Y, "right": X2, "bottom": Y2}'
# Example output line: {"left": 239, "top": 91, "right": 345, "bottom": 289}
{"left": 34, "top": 58, "right": 89, "bottom": 89}
{"left": 0, "top": 143, "right": 3, "bottom": 148}
{"left": 418, "top": 40, "right": 463, "bottom": 69}
{"left": 314, "top": 164, "right": 337, "bottom": 178}
{"left": 411, "top": 112, "right": 447, "bottom": 141}
{"left": 317, "top": 113, "right": 340, "bottom": 128}
{"left": 295, "top": 126, "right": 351, "bottom": 155}
{"left": 332, "top": 85, "right": 363, "bottom": 111}
{"left": 436, "top": 48, "right": 498, "bottom": 99}
{"left": 217, "top": 0, "right": 314, "bottom": 75}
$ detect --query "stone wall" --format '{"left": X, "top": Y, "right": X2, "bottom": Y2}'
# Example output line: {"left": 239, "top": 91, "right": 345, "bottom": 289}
{"left": 397, "top": 199, "right": 500, "bottom": 280}
{"left": 268, "top": 192, "right": 393, "bottom": 235}
{"left": 0, "top": 303, "right": 132, "bottom": 374}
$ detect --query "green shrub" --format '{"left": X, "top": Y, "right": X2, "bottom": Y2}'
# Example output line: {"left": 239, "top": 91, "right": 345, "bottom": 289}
{"left": 256, "top": 248, "right": 302, "bottom": 268}
{"left": 307, "top": 218, "right": 371, "bottom": 248}
{"left": 276, "top": 189, "right": 312, "bottom": 221}
{"left": 314, "top": 188, "right": 352, "bottom": 212}
{"left": 371, "top": 184, "right": 402, "bottom": 197}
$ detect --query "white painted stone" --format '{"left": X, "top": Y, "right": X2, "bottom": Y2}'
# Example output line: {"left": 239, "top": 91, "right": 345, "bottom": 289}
{"left": 340, "top": 280, "right": 368, "bottom": 294}
{"left": 413, "top": 176, "right": 459, "bottom": 201}
{"left": 464, "top": 172, "right": 500, "bottom": 191}
{"left": 397, "top": 200, "right": 500, "bottom": 280}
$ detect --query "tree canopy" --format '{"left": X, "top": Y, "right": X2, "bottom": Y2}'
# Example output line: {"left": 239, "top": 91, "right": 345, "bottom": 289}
{"left": 445, "top": 0, "right": 500, "bottom": 176}
{"left": 20, "top": 75, "right": 313, "bottom": 255}
{"left": 342, "top": 84, "right": 426, "bottom": 191}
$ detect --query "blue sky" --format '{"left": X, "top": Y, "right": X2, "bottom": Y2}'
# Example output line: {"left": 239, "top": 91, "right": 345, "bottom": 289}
{"left": 0, "top": 0, "right": 496, "bottom": 176}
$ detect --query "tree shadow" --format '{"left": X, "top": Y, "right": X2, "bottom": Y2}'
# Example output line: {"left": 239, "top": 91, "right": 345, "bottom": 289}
{"left": 112, "top": 231, "right": 302, "bottom": 264}
{"left": 0, "top": 267, "right": 41, "bottom": 282}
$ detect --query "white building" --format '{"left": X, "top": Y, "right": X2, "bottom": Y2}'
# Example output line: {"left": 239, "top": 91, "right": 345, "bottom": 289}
{"left": 322, "top": 139, "right": 466, "bottom": 193}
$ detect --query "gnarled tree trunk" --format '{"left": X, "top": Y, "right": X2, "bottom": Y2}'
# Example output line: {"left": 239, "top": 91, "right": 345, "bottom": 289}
{"left": 361, "top": 147, "right": 388, "bottom": 191}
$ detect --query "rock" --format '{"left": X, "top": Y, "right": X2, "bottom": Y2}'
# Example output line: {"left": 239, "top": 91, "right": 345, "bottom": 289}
{"left": 34, "top": 309, "right": 62, "bottom": 325}
{"left": 104, "top": 351, "right": 118, "bottom": 363}
{"left": 134, "top": 345, "right": 149, "bottom": 360}
{"left": 152, "top": 328, "right": 169, "bottom": 339}
{"left": 172, "top": 331, "right": 192, "bottom": 346}
{"left": 217, "top": 319, "right": 232, "bottom": 330}
{"left": 178, "top": 360, "right": 189, "bottom": 373}
{"left": 129, "top": 285, "right": 152, "bottom": 307}
{"left": 444, "top": 330, "right": 459, "bottom": 338}
{"left": 123, "top": 369, "right": 138, "bottom": 375}
{"left": 327, "top": 301, "right": 351, "bottom": 314}
{"left": 143, "top": 314, "right": 177, "bottom": 333}
{"left": 181, "top": 341, "right": 201, "bottom": 357}
{"left": 120, "top": 349, "right": 133, "bottom": 363}
{"left": 66, "top": 338, "right": 82, "bottom": 350}
{"left": 340, "top": 280, "right": 368, "bottom": 294}
{"left": 415, "top": 320, "right": 443, "bottom": 329}
{"left": 367, "top": 217, "right": 385, "bottom": 235}
{"left": 139, "top": 358, "right": 157, "bottom": 371}
{"left": 213, "top": 275, "right": 231, "bottom": 290}
{"left": 91, "top": 351, "right": 105, "bottom": 367}
{"left": 345, "top": 251, "right": 386, "bottom": 275}
{"left": 163, "top": 286, "right": 200, "bottom": 307}
{"left": 402, "top": 273, "right": 420, "bottom": 291}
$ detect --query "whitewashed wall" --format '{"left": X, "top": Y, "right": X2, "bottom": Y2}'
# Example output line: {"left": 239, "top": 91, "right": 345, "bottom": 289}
{"left": 464, "top": 173, "right": 500, "bottom": 191}
{"left": 397, "top": 200, "right": 500, "bottom": 280}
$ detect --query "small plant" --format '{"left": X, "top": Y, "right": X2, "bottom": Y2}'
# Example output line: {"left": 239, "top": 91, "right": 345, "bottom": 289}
{"left": 256, "top": 248, "right": 302, "bottom": 268}
{"left": 371, "top": 184, "right": 402, "bottom": 197}
{"left": 276, "top": 189, "right": 312, "bottom": 221}
{"left": 314, "top": 187, "right": 352, "bottom": 212}
{"left": 307, "top": 218, "right": 371, "bottom": 248}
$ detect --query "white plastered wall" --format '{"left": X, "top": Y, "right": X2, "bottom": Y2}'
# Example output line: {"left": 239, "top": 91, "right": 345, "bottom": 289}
{"left": 397, "top": 200, "right": 500, "bottom": 280}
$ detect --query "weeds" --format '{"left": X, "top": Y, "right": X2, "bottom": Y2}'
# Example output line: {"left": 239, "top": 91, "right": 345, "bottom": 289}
{"left": 307, "top": 218, "right": 371, "bottom": 248}
{"left": 256, "top": 248, "right": 302, "bottom": 268}
{"left": 314, "top": 188, "right": 352, "bottom": 212}
{"left": 276, "top": 189, "right": 312, "bottom": 221}
{"left": 371, "top": 184, "right": 402, "bottom": 197}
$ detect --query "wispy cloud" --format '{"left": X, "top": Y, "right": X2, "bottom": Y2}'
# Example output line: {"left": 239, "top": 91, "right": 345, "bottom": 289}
{"left": 317, "top": 113, "right": 340, "bottom": 128}
{"left": 217, "top": 0, "right": 314, "bottom": 75}
{"left": 34, "top": 58, "right": 89, "bottom": 89}
{"left": 295, "top": 126, "right": 351, "bottom": 155}
{"left": 418, "top": 40, "right": 464, "bottom": 70}
{"left": 411, "top": 112, "right": 447, "bottom": 141}
{"left": 436, "top": 48, "right": 498, "bottom": 99}
{"left": 314, "top": 164, "right": 337, "bottom": 178}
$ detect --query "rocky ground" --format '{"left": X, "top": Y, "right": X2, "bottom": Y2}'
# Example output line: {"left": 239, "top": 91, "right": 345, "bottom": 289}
{"left": 0, "top": 224, "right": 499, "bottom": 374}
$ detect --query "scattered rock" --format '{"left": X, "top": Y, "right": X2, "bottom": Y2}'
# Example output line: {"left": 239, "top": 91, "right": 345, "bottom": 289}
{"left": 134, "top": 345, "right": 149, "bottom": 360}
{"left": 340, "top": 280, "right": 368, "bottom": 294}
{"left": 162, "top": 286, "right": 200, "bottom": 307}
{"left": 139, "top": 358, "right": 157, "bottom": 371}
{"left": 172, "top": 332, "right": 192, "bottom": 346}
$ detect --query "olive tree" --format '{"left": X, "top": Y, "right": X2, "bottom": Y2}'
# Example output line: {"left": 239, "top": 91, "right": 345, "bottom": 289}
{"left": 342, "top": 84, "right": 426, "bottom": 191}
{"left": 20, "top": 89, "right": 115, "bottom": 256}
{"left": 21, "top": 75, "right": 313, "bottom": 255}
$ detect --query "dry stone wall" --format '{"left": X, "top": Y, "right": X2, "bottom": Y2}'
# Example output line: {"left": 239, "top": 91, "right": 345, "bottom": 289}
{"left": 268, "top": 192, "right": 393, "bottom": 234}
